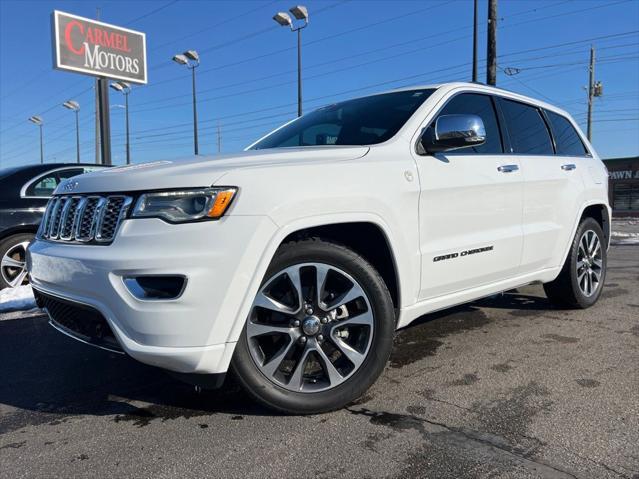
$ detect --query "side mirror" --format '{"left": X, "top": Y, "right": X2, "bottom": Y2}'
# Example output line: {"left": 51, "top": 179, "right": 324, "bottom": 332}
{"left": 419, "top": 114, "right": 486, "bottom": 154}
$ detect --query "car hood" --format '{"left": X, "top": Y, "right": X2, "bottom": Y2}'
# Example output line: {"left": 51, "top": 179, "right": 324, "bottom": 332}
{"left": 53, "top": 146, "right": 370, "bottom": 195}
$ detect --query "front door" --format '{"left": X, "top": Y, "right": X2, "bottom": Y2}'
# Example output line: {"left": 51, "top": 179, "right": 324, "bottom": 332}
{"left": 414, "top": 92, "right": 524, "bottom": 300}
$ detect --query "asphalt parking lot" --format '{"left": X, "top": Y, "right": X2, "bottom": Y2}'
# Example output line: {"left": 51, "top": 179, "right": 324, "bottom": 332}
{"left": 1, "top": 245, "right": 637, "bottom": 479}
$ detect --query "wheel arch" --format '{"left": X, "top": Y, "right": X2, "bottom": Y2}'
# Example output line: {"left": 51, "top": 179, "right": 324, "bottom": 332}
{"left": 579, "top": 203, "right": 610, "bottom": 249}
{"left": 557, "top": 201, "right": 611, "bottom": 273}
{"left": 224, "top": 214, "right": 407, "bottom": 346}
{"left": 279, "top": 221, "right": 401, "bottom": 315}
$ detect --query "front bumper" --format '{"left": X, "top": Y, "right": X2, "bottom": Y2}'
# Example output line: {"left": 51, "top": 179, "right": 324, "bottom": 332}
{"left": 27, "top": 215, "right": 278, "bottom": 374}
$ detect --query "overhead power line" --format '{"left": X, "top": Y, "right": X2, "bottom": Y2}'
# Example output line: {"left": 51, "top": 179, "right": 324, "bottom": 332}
{"left": 3, "top": 1, "right": 638, "bottom": 163}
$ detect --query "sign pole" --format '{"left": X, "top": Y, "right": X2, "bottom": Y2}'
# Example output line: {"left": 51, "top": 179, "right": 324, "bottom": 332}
{"left": 97, "top": 77, "right": 112, "bottom": 165}
{"left": 51, "top": 10, "right": 147, "bottom": 165}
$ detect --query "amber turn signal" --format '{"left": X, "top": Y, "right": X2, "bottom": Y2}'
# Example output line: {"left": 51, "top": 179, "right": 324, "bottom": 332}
{"left": 207, "top": 188, "right": 237, "bottom": 218}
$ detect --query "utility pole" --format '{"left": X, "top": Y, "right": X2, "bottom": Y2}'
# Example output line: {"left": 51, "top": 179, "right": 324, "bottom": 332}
{"left": 472, "top": 0, "right": 478, "bottom": 82}
{"left": 587, "top": 45, "right": 596, "bottom": 141}
{"left": 217, "top": 122, "right": 222, "bottom": 154}
{"left": 486, "top": 0, "right": 497, "bottom": 86}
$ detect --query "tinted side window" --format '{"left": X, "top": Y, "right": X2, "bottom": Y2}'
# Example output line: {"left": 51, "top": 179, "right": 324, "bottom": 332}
{"left": 545, "top": 110, "right": 588, "bottom": 156}
{"left": 500, "top": 99, "right": 554, "bottom": 155}
{"left": 26, "top": 174, "right": 59, "bottom": 197}
{"left": 436, "top": 93, "right": 503, "bottom": 154}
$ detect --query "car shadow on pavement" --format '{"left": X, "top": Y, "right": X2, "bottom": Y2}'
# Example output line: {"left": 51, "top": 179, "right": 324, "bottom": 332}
{"left": 0, "top": 314, "right": 273, "bottom": 430}
{"left": 474, "top": 289, "right": 559, "bottom": 311}
{"left": 0, "top": 289, "right": 557, "bottom": 427}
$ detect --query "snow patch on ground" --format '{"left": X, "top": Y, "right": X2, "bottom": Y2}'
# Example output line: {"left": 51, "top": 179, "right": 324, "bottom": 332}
{"left": 611, "top": 218, "right": 639, "bottom": 245}
{"left": 0, "top": 285, "right": 37, "bottom": 313}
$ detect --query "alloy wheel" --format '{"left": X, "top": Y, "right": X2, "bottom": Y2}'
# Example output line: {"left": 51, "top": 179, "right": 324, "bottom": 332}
{"left": 1, "top": 241, "right": 30, "bottom": 288}
{"left": 576, "top": 229, "right": 603, "bottom": 297}
{"left": 246, "top": 262, "right": 374, "bottom": 393}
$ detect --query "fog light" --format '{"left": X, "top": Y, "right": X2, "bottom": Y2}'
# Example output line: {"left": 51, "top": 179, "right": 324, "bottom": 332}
{"left": 123, "top": 275, "right": 186, "bottom": 300}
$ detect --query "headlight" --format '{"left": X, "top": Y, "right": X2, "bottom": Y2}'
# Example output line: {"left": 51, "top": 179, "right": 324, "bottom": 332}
{"left": 131, "top": 187, "right": 237, "bottom": 223}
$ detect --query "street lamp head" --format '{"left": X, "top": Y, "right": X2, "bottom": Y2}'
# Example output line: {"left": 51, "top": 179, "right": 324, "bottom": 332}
{"left": 273, "top": 11, "right": 292, "bottom": 27}
{"left": 172, "top": 54, "right": 188, "bottom": 65}
{"left": 63, "top": 100, "right": 80, "bottom": 111}
{"left": 289, "top": 5, "right": 308, "bottom": 22}
{"left": 111, "top": 81, "right": 131, "bottom": 93}
{"left": 28, "top": 116, "right": 43, "bottom": 125}
{"left": 183, "top": 50, "right": 199, "bottom": 62}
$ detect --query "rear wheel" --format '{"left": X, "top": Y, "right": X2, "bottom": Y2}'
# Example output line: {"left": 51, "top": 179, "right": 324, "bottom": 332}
{"left": 543, "top": 217, "right": 606, "bottom": 309}
{"left": 231, "top": 239, "right": 395, "bottom": 414}
{"left": 0, "top": 233, "right": 34, "bottom": 290}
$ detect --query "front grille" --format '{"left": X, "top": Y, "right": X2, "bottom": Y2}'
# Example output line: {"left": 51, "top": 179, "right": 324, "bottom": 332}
{"left": 34, "top": 289, "right": 123, "bottom": 353}
{"left": 38, "top": 194, "right": 132, "bottom": 245}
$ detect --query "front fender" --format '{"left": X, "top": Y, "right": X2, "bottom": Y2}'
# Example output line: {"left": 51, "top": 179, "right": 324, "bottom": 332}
{"left": 223, "top": 212, "right": 416, "bottom": 344}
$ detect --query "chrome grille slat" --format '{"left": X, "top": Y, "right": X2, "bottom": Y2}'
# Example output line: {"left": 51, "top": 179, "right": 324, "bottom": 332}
{"left": 72, "top": 197, "right": 89, "bottom": 239}
{"left": 47, "top": 198, "right": 64, "bottom": 239}
{"left": 38, "top": 194, "right": 132, "bottom": 245}
{"left": 58, "top": 197, "right": 78, "bottom": 240}
{"left": 77, "top": 197, "right": 100, "bottom": 241}
{"left": 38, "top": 198, "right": 56, "bottom": 237}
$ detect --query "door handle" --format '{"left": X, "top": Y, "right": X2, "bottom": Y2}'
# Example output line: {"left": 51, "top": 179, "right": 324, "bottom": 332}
{"left": 561, "top": 163, "right": 577, "bottom": 171}
{"left": 497, "top": 164, "right": 519, "bottom": 173}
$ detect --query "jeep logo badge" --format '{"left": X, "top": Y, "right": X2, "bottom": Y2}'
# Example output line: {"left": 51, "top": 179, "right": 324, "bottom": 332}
{"left": 63, "top": 180, "right": 79, "bottom": 192}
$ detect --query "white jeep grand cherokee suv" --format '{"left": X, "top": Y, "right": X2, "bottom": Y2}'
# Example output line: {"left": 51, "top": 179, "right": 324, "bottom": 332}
{"left": 27, "top": 82, "right": 610, "bottom": 414}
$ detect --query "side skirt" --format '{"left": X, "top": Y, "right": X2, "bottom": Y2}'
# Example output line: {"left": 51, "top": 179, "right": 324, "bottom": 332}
{"left": 396, "top": 267, "right": 560, "bottom": 329}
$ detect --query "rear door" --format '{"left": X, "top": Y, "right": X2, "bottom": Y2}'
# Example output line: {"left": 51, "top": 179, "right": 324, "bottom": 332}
{"left": 497, "top": 98, "right": 585, "bottom": 272}
{"left": 414, "top": 92, "right": 524, "bottom": 300}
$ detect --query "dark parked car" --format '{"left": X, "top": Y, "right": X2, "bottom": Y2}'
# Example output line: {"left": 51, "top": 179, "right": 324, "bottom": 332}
{"left": 0, "top": 163, "right": 107, "bottom": 289}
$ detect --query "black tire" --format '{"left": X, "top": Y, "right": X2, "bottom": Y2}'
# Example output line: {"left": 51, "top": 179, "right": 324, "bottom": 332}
{"left": 543, "top": 217, "right": 606, "bottom": 309}
{"left": 231, "top": 238, "right": 395, "bottom": 414}
{"left": 0, "top": 233, "right": 34, "bottom": 290}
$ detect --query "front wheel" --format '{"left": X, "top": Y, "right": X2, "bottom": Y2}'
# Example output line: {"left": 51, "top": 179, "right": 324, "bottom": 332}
{"left": 231, "top": 239, "right": 395, "bottom": 414}
{"left": 543, "top": 217, "right": 607, "bottom": 309}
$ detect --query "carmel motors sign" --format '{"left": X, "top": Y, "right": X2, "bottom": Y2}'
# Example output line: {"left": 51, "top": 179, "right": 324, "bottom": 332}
{"left": 52, "top": 10, "right": 147, "bottom": 84}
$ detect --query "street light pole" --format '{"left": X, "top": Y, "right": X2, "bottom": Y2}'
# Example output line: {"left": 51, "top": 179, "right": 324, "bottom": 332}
{"left": 124, "top": 89, "right": 130, "bottom": 164}
{"left": 39, "top": 124, "right": 44, "bottom": 164}
{"left": 63, "top": 100, "right": 81, "bottom": 163}
{"left": 110, "top": 81, "right": 132, "bottom": 164}
{"left": 173, "top": 51, "right": 200, "bottom": 155}
{"left": 74, "top": 109, "right": 80, "bottom": 163}
{"left": 191, "top": 62, "right": 199, "bottom": 155}
{"left": 297, "top": 27, "right": 302, "bottom": 117}
{"left": 28, "top": 116, "right": 44, "bottom": 164}
{"left": 274, "top": 6, "right": 308, "bottom": 117}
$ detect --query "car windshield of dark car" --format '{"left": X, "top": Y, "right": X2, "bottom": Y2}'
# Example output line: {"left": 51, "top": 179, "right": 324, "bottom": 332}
{"left": 250, "top": 89, "right": 435, "bottom": 150}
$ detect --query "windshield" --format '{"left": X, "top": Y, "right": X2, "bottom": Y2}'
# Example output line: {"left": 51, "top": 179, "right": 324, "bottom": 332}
{"left": 250, "top": 89, "right": 435, "bottom": 150}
